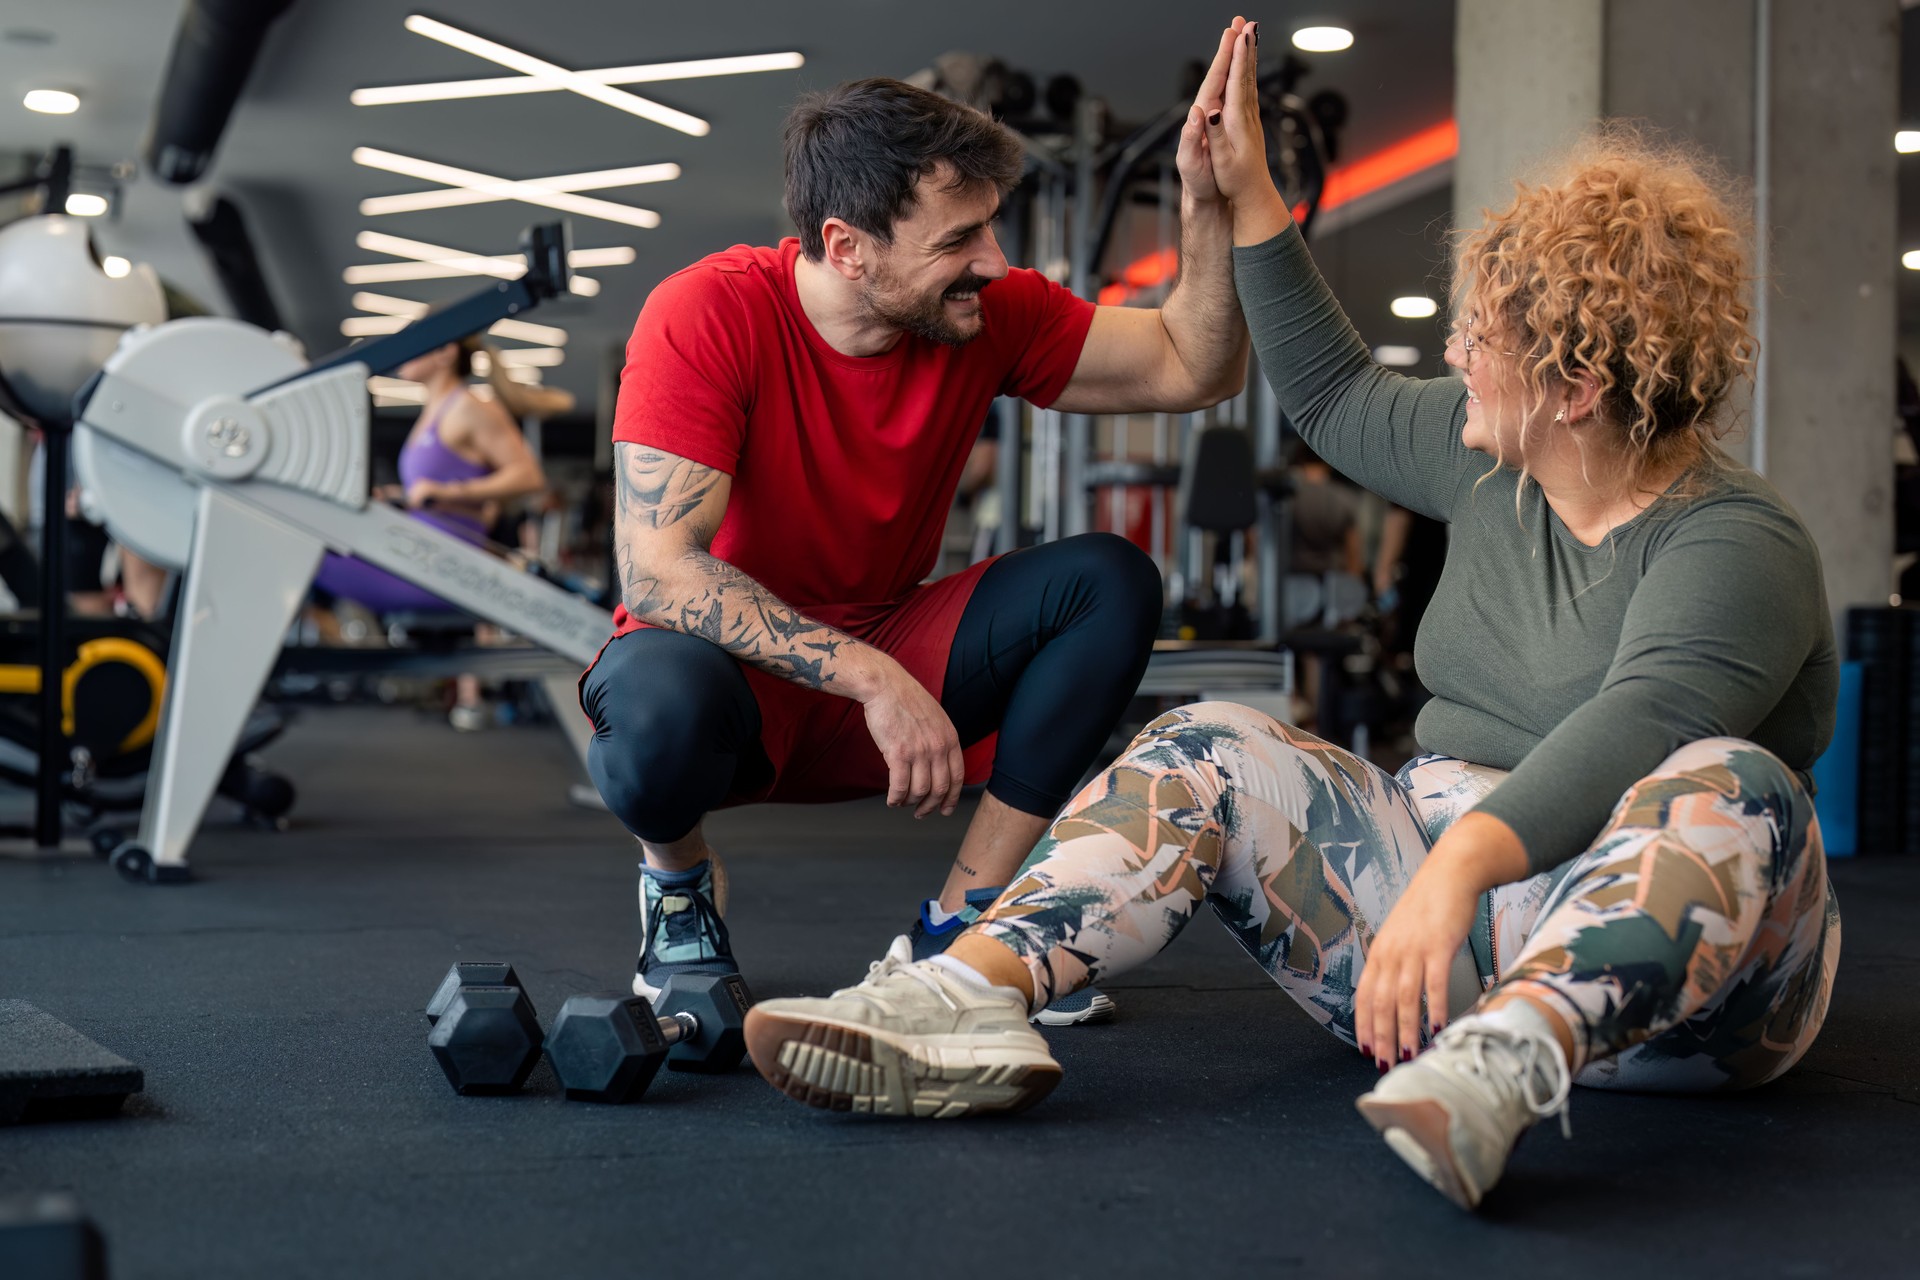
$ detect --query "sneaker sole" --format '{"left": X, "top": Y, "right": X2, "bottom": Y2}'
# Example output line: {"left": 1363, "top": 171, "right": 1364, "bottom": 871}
{"left": 744, "top": 1010, "right": 1062, "bottom": 1118}
{"left": 1354, "top": 1095, "right": 1482, "bottom": 1211}
{"left": 1030, "top": 991, "right": 1117, "bottom": 1027}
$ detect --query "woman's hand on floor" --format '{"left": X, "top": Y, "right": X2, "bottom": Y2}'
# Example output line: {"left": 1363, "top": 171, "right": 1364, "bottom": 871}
{"left": 1354, "top": 812, "right": 1529, "bottom": 1069}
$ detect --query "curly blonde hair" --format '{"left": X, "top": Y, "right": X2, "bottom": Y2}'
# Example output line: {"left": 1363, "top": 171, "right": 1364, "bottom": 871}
{"left": 1453, "top": 124, "right": 1758, "bottom": 500}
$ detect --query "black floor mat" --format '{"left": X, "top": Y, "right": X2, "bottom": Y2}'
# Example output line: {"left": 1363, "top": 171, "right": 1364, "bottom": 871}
{"left": 0, "top": 706, "right": 1912, "bottom": 1279}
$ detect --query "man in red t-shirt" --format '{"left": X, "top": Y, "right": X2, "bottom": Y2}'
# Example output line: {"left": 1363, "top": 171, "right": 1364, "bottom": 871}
{"left": 581, "top": 57, "right": 1250, "bottom": 1022}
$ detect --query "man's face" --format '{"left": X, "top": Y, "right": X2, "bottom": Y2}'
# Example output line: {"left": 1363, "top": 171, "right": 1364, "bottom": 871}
{"left": 859, "top": 168, "right": 1009, "bottom": 346}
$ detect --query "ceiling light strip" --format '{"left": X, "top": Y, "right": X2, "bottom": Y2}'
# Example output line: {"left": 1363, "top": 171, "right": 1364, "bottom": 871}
{"left": 353, "top": 229, "right": 603, "bottom": 297}
{"left": 352, "top": 292, "right": 572, "bottom": 347}
{"left": 493, "top": 346, "right": 564, "bottom": 367}
{"left": 343, "top": 257, "right": 620, "bottom": 288}
{"left": 402, "top": 15, "right": 710, "bottom": 137}
{"left": 352, "top": 147, "right": 661, "bottom": 229}
{"left": 564, "top": 247, "right": 637, "bottom": 267}
{"left": 361, "top": 162, "right": 680, "bottom": 216}
{"left": 342, "top": 260, "right": 602, "bottom": 296}
{"left": 351, "top": 51, "right": 803, "bottom": 105}
{"left": 368, "top": 375, "right": 428, "bottom": 402}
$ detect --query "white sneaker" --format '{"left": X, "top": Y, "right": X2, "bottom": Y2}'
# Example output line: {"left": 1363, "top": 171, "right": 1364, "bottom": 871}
{"left": 1355, "top": 1006, "right": 1573, "bottom": 1210}
{"left": 745, "top": 939, "right": 1062, "bottom": 1118}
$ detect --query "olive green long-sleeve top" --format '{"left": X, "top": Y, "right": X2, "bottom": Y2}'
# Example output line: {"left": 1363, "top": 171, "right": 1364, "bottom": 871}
{"left": 1235, "top": 224, "right": 1838, "bottom": 874}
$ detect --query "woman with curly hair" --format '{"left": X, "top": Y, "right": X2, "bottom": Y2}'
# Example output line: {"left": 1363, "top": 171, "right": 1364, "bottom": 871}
{"left": 742, "top": 18, "right": 1841, "bottom": 1211}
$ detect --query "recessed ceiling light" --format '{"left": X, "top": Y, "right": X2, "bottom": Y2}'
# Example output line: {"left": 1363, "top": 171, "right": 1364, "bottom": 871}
{"left": 64, "top": 193, "right": 107, "bottom": 217}
{"left": 101, "top": 255, "right": 131, "bottom": 278}
{"left": 352, "top": 50, "right": 804, "bottom": 107}
{"left": 1903, "top": 250, "right": 1920, "bottom": 271}
{"left": 1899, "top": 131, "right": 1920, "bottom": 154}
{"left": 352, "top": 147, "right": 662, "bottom": 229}
{"left": 24, "top": 88, "right": 79, "bottom": 114}
{"left": 1373, "top": 344, "right": 1422, "bottom": 367}
{"left": 1390, "top": 295, "right": 1437, "bottom": 319}
{"left": 401, "top": 14, "right": 710, "bottom": 137}
{"left": 1291, "top": 26, "right": 1354, "bottom": 53}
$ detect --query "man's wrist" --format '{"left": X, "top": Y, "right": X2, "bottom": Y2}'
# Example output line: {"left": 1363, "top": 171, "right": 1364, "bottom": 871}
{"left": 838, "top": 644, "right": 894, "bottom": 703}
{"left": 1181, "top": 191, "right": 1233, "bottom": 227}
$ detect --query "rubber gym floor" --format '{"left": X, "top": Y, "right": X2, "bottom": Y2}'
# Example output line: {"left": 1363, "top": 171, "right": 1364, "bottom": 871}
{"left": 1, "top": 705, "right": 1914, "bottom": 1279}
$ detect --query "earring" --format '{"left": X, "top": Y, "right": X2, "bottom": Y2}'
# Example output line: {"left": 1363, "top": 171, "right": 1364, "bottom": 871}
{"left": 1554, "top": 409, "right": 1566, "bottom": 423}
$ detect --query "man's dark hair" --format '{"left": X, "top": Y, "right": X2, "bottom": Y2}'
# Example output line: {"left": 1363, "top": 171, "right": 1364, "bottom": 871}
{"left": 783, "top": 78, "right": 1024, "bottom": 262}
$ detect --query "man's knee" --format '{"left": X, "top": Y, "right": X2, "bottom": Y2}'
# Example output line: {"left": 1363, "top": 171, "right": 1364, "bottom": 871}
{"left": 588, "top": 705, "right": 715, "bottom": 842}
{"left": 582, "top": 632, "right": 756, "bottom": 841}
{"left": 1072, "top": 532, "right": 1164, "bottom": 620}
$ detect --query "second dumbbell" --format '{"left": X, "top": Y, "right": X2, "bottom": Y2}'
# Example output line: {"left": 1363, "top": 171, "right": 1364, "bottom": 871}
{"left": 545, "top": 973, "right": 753, "bottom": 1104}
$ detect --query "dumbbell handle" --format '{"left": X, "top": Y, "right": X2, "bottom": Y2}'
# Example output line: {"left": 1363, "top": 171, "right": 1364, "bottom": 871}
{"left": 655, "top": 1010, "right": 699, "bottom": 1046}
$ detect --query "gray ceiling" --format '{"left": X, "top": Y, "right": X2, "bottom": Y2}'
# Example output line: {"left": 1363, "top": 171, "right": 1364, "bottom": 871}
{"left": 0, "top": 0, "right": 1459, "bottom": 410}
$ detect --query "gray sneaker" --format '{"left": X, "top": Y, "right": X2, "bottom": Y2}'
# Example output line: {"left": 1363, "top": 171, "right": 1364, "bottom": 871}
{"left": 1355, "top": 1007, "right": 1573, "bottom": 1210}
{"left": 746, "top": 938, "right": 1062, "bottom": 1118}
{"left": 633, "top": 855, "right": 736, "bottom": 1002}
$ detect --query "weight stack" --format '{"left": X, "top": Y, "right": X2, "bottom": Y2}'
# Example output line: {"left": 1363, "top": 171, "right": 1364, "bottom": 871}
{"left": 1846, "top": 606, "right": 1908, "bottom": 856}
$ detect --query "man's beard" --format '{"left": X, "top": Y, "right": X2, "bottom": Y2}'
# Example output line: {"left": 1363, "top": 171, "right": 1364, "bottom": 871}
{"left": 860, "top": 267, "right": 994, "bottom": 347}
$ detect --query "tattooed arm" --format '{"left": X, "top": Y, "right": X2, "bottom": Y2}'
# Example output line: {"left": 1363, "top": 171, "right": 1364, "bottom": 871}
{"left": 614, "top": 442, "right": 874, "bottom": 692}
{"left": 614, "top": 442, "right": 967, "bottom": 816}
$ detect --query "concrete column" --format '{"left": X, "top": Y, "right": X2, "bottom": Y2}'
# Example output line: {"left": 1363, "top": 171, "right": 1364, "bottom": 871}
{"left": 1453, "top": 0, "right": 1604, "bottom": 231}
{"left": 1757, "top": 0, "right": 1900, "bottom": 614}
{"left": 1455, "top": 0, "right": 1900, "bottom": 616}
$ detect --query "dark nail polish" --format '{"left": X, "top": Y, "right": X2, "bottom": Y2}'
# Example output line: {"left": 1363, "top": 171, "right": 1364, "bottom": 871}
{"left": 1208, "top": 112, "right": 1221, "bottom": 127}
{"left": 1401, "top": 1049, "right": 1412, "bottom": 1064}
{"left": 1252, "top": 23, "right": 1259, "bottom": 45}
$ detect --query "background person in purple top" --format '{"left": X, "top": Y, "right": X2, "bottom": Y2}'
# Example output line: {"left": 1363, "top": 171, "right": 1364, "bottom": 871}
{"left": 313, "top": 336, "right": 546, "bottom": 726}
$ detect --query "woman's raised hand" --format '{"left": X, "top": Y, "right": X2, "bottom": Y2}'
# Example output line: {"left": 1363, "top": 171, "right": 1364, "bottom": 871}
{"left": 1176, "top": 18, "right": 1247, "bottom": 206}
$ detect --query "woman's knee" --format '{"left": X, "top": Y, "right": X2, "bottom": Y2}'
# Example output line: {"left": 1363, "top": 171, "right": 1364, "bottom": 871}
{"left": 1157, "top": 700, "right": 1286, "bottom": 738}
{"left": 1644, "top": 737, "right": 1803, "bottom": 814}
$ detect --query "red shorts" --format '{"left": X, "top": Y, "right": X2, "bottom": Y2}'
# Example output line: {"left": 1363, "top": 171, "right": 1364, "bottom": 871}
{"left": 590, "top": 557, "right": 1000, "bottom": 808}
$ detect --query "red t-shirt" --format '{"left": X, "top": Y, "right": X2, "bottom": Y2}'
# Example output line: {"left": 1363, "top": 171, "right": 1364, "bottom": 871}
{"left": 608, "top": 238, "right": 1096, "bottom": 634}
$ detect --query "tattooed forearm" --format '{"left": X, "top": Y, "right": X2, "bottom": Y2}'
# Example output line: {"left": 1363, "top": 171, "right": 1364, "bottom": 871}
{"left": 612, "top": 442, "right": 867, "bottom": 695}
{"left": 668, "top": 552, "right": 862, "bottom": 691}
{"left": 621, "top": 546, "right": 864, "bottom": 693}
{"left": 617, "top": 447, "right": 723, "bottom": 531}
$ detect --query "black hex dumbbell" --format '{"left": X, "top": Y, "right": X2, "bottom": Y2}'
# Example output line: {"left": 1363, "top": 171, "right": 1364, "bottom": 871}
{"left": 545, "top": 972, "right": 753, "bottom": 1104}
{"left": 424, "top": 962, "right": 542, "bottom": 1096}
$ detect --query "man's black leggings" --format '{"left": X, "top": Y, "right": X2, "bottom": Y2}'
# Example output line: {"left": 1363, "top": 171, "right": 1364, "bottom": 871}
{"left": 581, "top": 533, "right": 1162, "bottom": 844}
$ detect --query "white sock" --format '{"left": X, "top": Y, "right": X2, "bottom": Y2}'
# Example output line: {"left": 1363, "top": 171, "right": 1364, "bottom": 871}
{"left": 924, "top": 899, "right": 962, "bottom": 927}
{"left": 927, "top": 954, "right": 995, "bottom": 989}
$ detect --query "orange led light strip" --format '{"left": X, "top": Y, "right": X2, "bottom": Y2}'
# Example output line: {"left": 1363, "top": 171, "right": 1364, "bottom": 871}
{"left": 1103, "top": 118, "right": 1460, "bottom": 297}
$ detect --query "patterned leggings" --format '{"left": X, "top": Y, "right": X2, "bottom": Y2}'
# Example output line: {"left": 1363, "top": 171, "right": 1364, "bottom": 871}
{"left": 974, "top": 702, "right": 1842, "bottom": 1091}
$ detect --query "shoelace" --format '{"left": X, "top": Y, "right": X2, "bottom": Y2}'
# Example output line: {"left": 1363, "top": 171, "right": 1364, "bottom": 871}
{"left": 1441, "top": 1024, "right": 1575, "bottom": 1139}
{"left": 647, "top": 883, "right": 727, "bottom": 959}
{"left": 830, "top": 952, "right": 960, "bottom": 1015}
